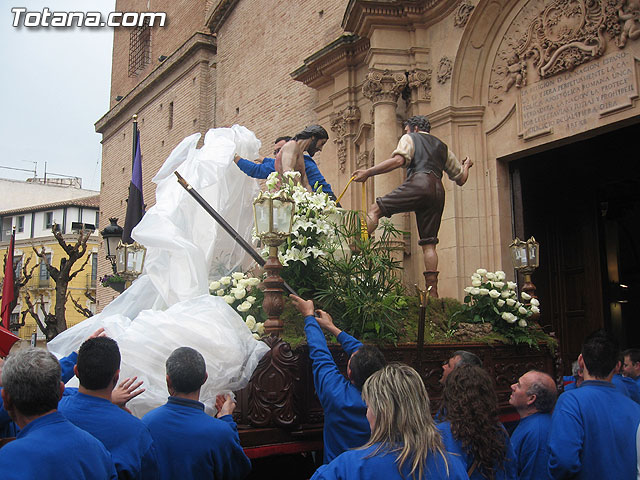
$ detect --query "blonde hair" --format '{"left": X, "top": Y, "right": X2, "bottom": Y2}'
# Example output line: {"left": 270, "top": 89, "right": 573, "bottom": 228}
{"left": 361, "top": 363, "right": 448, "bottom": 479}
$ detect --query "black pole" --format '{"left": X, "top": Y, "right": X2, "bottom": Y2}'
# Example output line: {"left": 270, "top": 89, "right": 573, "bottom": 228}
{"left": 174, "top": 171, "right": 298, "bottom": 297}
{"left": 132, "top": 114, "right": 138, "bottom": 171}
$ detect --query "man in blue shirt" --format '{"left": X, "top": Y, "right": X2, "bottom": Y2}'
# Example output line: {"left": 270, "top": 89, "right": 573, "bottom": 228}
{"left": 291, "top": 295, "right": 387, "bottom": 463}
{"left": 234, "top": 135, "right": 336, "bottom": 200}
{"left": 142, "top": 347, "right": 251, "bottom": 480}
{"left": 548, "top": 330, "right": 640, "bottom": 479}
{"left": 509, "top": 370, "right": 557, "bottom": 480}
{"left": 623, "top": 348, "right": 640, "bottom": 385}
{"left": 0, "top": 348, "right": 117, "bottom": 479}
{"left": 58, "top": 337, "right": 159, "bottom": 480}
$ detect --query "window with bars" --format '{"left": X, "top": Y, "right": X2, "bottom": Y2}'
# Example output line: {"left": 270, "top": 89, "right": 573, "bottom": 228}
{"left": 128, "top": 20, "right": 152, "bottom": 77}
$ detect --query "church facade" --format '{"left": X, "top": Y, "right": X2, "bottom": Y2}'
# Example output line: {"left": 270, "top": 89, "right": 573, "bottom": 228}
{"left": 96, "top": 0, "right": 640, "bottom": 367}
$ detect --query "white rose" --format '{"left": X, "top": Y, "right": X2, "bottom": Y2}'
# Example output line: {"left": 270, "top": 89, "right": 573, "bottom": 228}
{"left": 515, "top": 302, "right": 522, "bottom": 308}
{"left": 472, "top": 279, "right": 482, "bottom": 287}
{"left": 237, "top": 301, "right": 252, "bottom": 312}
{"left": 245, "top": 316, "right": 256, "bottom": 330}
{"left": 248, "top": 277, "right": 261, "bottom": 286}
{"left": 464, "top": 286, "right": 474, "bottom": 294}
{"left": 502, "top": 312, "right": 512, "bottom": 322}
{"left": 531, "top": 305, "right": 540, "bottom": 314}
{"left": 518, "top": 319, "right": 528, "bottom": 328}
{"left": 476, "top": 268, "right": 487, "bottom": 275}
{"left": 506, "top": 298, "right": 516, "bottom": 307}
{"left": 256, "top": 322, "right": 265, "bottom": 335}
{"left": 531, "top": 298, "right": 540, "bottom": 307}
{"left": 252, "top": 333, "right": 261, "bottom": 340}
{"left": 246, "top": 296, "right": 257, "bottom": 304}
{"left": 489, "top": 289, "right": 501, "bottom": 298}
{"left": 220, "top": 276, "right": 232, "bottom": 285}
{"left": 479, "top": 288, "right": 490, "bottom": 296}
{"left": 518, "top": 306, "right": 528, "bottom": 315}
{"left": 501, "top": 291, "right": 511, "bottom": 298}
{"left": 507, "top": 281, "right": 517, "bottom": 290}
{"left": 471, "top": 273, "right": 481, "bottom": 281}
{"left": 233, "top": 288, "right": 246, "bottom": 300}
{"left": 495, "top": 271, "right": 506, "bottom": 281}
{"left": 497, "top": 299, "right": 505, "bottom": 307}
{"left": 507, "top": 313, "right": 517, "bottom": 323}
{"left": 486, "top": 272, "right": 497, "bottom": 281}
{"left": 470, "top": 288, "right": 481, "bottom": 295}
{"left": 238, "top": 279, "right": 250, "bottom": 288}
{"left": 521, "top": 291, "right": 532, "bottom": 301}
{"left": 232, "top": 272, "right": 245, "bottom": 280}
{"left": 493, "top": 281, "right": 505, "bottom": 289}
{"left": 223, "top": 295, "right": 235, "bottom": 304}
{"left": 209, "top": 281, "right": 221, "bottom": 291}
{"left": 216, "top": 289, "right": 225, "bottom": 296}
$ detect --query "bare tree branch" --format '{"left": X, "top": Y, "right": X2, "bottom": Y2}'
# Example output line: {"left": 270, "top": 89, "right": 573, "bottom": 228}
{"left": 69, "top": 254, "right": 91, "bottom": 281}
{"left": 69, "top": 293, "right": 93, "bottom": 318}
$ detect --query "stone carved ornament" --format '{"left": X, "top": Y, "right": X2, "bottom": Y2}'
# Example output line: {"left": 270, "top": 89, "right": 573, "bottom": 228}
{"left": 407, "top": 69, "right": 432, "bottom": 100}
{"left": 489, "top": 0, "right": 634, "bottom": 104}
{"left": 362, "top": 69, "right": 408, "bottom": 103}
{"left": 437, "top": 57, "right": 453, "bottom": 84}
{"left": 454, "top": 0, "right": 476, "bottom": 27}
{"left": 330, "top": 106, "right": 361, "bottom": 173}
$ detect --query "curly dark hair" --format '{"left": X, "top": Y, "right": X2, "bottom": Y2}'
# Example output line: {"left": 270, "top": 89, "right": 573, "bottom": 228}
{"left": 404, "top": 115, "right": 431, "bottom": 133}
{"left": 442, "top": 364, "right": 508, "bottom": 479}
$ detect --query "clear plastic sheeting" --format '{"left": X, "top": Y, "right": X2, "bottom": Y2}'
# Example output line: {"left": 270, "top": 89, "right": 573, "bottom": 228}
{"left": 48, "top": 126, "right": 270, "bottom": 417}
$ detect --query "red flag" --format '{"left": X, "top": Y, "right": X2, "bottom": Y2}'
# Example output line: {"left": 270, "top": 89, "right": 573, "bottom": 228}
{"left": 1, "top": 230, "right": 15, "bottom": 330}
{"left": 0, "top": 326, "right": 19, "bottom": 357}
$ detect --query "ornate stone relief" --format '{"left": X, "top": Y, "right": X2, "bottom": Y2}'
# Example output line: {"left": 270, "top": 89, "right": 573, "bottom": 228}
{"left": 330, "top": 106, "right": 361, "bottom": 173}
{"left": 437, "top": 57, "right": 453, "bottom": 84}
{"left": 454, "top": 0, "right": 475, "bottom": 27}
{"left": 489, "top": 0, "right": 631, "bottom": 104}
{"left": 362, "top": 69, "right": 408, "bottom": 103}
{"left": 356, "top": 151, "right": 370, "bottom": 169}
{"left": 407, "top": 69, "right": 432, "bottom": 101}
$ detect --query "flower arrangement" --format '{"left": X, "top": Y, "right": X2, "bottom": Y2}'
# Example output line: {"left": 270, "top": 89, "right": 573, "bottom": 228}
{"left": 453, "top": 269, "right": 543, "bottom": 346}
{"left": 209, "top": 272, "right": 265, "bottom": 339}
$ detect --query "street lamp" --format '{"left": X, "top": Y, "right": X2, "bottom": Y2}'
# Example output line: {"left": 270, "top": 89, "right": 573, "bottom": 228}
{"left": 509, "top": 236, "right": 540, "bottom": 299}
{"left": 100, "top": 218, "right": 123, "bottom": 274}
{"left": 115, "top": 241, "right": 147, "bottom": 284}
{"left": 253, "top": 191, "right": 295, "bottom": 335}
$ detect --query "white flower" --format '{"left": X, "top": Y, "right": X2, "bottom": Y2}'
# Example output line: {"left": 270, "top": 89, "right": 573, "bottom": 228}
{"left": 232, "top": 288, "right": 246, "bottom": 300}
{"left": 223, "top": 295, "right": 235, "bottom": 304}
{"left": 470, "top": 287, "right": 481, "bottom": 295}
{"left": 245, "top": 315, "right": 256, "bottom": 330}
{"left": 497, "top": 299, "right": 505, "bottom": 307}
{"left": 256, "top": 322, "right": 265, "bottom": 335}
{"left": 265, "top": 172, "right": 279, "bottom": 190}
{"left": 506, "top": 298, "right": 516, "bottom": 307}
{"left": 237, "top": 279, "right": 250, "bottom": 289}
{"left": 493, "top": 281, "right": 505, "bottom": 289}
{"left": 515, "top": 302, "right": 522, "bottom": 308}
{"left": 476, "top": 268, "right": 487, "bottom": 275}
{"left": 472, "top": 279, "right": 482, "bottom": 287}
{"left": 507, "top": 281, "right": 517, "bottom": 290}
{"left": 486, "top": 272, "right": 497, "bottom": 281}
{"left": 216, "top": 288, "right": 225, "bottom": 296}
{"left": 518, "top": 306, "right": 528, "bottom": 315}
{"left": 232, "top": 272, "right": 245, "bottom": 280}
{"left": 248, "top": 277, "right": 261, "bottom": 287}
{"left": 471, "top": 273, "right": 481, "bottom": 281}
{"left": 531, "top": 305, "right": 540, "bottom": 314}
{"left": 220, "top": 276, "right": 232, "bottom": 285}
{"left": 502, "top": 312, "right": 516, "bottom": 323}
{"left": 501, "top": 291, "right": 511, "bottom": 298}
{"left": 209, "top": 281, "right": 221, "bottom": 291}
{"left": 489, "top": 289, "right": 501, "bottom": 299}
{"left": 246, "top": 296, "right": 257, "bottom": 304}
{"left": 252, "top": 333, "right": 261, "bottom": 340}
{"left": 464, "top": 286, "right": 474, "bottom": 294}
{"left": 521, "top": 291, "right": 532, "bottom": 301}
{"left": 518, "top": 319, "right": 528, "bottom": 328}
{"left": 495, "top": 271, "right": 506, "bottom": 281}
{"left": 237, "top": 301, "right": 252, "bottom": 312}
{"left": 531, "top": 298, "right": 540, "bottom": 307}
{"left": 479, "top": 288, "right": 490, "bottom": 296}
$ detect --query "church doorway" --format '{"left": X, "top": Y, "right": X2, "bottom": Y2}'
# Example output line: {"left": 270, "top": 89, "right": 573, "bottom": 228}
{"left": 510, "top": 121, "right": 640, "bottom": 372}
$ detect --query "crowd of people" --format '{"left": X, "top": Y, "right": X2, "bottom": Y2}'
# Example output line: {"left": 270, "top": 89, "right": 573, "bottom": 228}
{"left": 1, "top": 299, "right": 640, "bottom": 479}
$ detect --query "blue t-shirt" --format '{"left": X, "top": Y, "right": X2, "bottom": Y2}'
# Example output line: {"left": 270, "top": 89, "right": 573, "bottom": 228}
{"left": 142, "top": 396, "right": 251, "bottom": 480}
{"left": 437, "top": 420, "right": 517, "bottom": 480}
{"left": 613, "top": 374, "right": 640, "bottom": 404}
{"left": 311, "top": 442, "right": 469, "bottom": 479}
{"left": 0, "top": 411, "right": 117, "bottom": 479}
{"left": 236, "top": 155, "right": 335, "bottom": 199}
{"left": 548, "top": 379, "right": 640, "bottom": 479}
{"left": 510, "top": 412, "right": 552, "bottom": 480}
{"left": 59, "top": 391, "right": 159, "bottom": 480}
{"left": 305, "top": 315, "right": 369, "bottom": 463}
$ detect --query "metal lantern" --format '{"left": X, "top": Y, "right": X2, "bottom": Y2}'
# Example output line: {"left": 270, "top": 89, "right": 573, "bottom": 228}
{"left": 115, "top": 241, "right": 147, "bottom": 281}
{"left": 509, "top": 236, "right": 540, "bottom": 274}
{"left": 100, "top": 218, "right": 124, "bottom": 273}
{"left": 253, "top": 191, "right": 295, "bottom": 248}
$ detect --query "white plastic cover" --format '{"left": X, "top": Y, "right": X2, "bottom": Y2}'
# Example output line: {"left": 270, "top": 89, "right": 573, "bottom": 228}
{"left": 48, "top": 126, "right": 270, "bottom": 417}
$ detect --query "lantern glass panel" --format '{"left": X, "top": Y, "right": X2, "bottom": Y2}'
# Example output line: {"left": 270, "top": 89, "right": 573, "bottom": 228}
{"left": 527, "top": 242, "right": 539, "bottom": 268}
{"left": 254, "top": 201, "right": 271, "bottom": 235}
{"left": 272, "top": 199, "right": 293, "bottom": 234}
{"left": 510, "top": 244, "right": 528, "bottom": 269}
{"left": 116, "top": 247, "right": 126, "bottom": 274}
{"left": 106, "top": 236, "right": 120, "bottom": 258}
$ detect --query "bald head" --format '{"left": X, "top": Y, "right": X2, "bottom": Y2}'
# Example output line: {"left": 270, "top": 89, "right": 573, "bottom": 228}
{"left": 510, "top": 370, "right": 557, "bottom": 417}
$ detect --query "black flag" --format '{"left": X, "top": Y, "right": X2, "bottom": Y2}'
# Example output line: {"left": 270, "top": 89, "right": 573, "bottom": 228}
{"left": 122, "top": 129, "right": 144, "bottom": 244}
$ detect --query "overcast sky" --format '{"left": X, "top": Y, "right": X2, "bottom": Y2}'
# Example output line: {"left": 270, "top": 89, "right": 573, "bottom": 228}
{"left": 0, "top": 1, "right": 115, "bottom": 191}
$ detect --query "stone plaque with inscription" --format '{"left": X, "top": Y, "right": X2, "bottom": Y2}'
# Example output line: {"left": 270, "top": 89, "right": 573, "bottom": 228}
{"left": 519, "top": 51, "right": 638, "bottom": 140}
